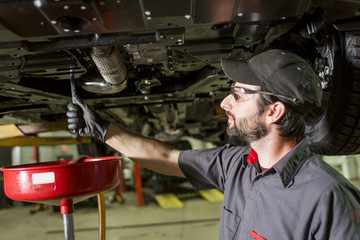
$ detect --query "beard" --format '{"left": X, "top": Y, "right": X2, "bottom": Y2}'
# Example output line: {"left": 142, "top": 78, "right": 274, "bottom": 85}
{"left": 227, "top": 108, "right": 269, "bottom": 143}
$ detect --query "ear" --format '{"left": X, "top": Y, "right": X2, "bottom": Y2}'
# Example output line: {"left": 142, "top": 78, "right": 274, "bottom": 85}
{"left": 264, "top": 101, "right": 286, "bottom": 124}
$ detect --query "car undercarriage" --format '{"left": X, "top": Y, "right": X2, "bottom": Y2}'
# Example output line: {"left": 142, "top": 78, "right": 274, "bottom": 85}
{"left": 1, "top": 0, "right": 360, "bottom": 155}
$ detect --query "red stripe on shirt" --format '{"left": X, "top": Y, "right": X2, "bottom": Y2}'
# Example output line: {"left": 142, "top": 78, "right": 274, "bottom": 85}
{"left": 251, "top": 230, "right": 266, "bottom": 240}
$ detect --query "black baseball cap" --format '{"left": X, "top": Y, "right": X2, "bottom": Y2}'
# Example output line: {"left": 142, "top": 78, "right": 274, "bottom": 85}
{"left": 221, "top": 49, "right": 322, "bottom": 114}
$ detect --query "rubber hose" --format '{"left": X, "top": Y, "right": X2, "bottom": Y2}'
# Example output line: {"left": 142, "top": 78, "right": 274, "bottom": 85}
{"left": 97, "top": 193, "right": 106, "bottom": 240}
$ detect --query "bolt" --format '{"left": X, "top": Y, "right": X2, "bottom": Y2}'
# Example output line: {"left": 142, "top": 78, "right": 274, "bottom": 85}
{"left": 92, "top": 33, "right": 100, "bottom": 42}
{"left": 133, "top": 52, "right": 141, "bottom": 60}
{"left": 34, "top": 0, "right": 42, "bottom": 7}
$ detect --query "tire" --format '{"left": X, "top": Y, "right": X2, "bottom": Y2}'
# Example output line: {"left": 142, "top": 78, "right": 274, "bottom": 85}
{"left": 306, "top": 30, "right": 360, "bottom": 155}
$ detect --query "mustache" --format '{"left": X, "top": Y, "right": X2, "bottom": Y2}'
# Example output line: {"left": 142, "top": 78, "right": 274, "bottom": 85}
{"left": 226, "top": 111, "right": 235, "bottom": 119}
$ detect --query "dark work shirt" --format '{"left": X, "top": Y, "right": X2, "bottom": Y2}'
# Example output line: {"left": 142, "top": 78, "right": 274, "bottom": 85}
{"left": 178, "top": 140, "right": 360, "bottom": 240}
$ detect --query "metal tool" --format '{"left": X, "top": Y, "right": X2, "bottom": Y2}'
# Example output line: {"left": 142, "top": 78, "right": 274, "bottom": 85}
{"left": 69, "top": 73, "right": 79, "bottom": 136}
{"left": 70, "top": 73, "right": 76, "bottom": 104}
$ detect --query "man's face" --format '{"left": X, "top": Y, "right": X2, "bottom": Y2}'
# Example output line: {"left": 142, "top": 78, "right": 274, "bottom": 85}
{"left": 226, "top": 104, "right": 268, "bottom": 143}
{"left": 221, "top": 82, "right": 269, "bottom": 143}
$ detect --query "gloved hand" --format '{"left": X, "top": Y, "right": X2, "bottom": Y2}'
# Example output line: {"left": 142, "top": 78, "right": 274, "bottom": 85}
{"left": 67, "top": 96, "right": 109, "bottom": 142}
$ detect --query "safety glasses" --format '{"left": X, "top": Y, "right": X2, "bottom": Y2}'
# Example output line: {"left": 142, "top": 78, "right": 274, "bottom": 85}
{"left": 230, "top": 83, "right": 296, "bottom": 102}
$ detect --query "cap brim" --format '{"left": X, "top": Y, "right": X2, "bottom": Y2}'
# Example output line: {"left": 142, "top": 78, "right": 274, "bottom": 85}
{"left": 221, "top": 58, "right": 263, "bottom": 86}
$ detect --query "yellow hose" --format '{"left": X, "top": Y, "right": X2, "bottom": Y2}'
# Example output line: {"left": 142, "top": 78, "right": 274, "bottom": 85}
{"left": 97, "top": 193, "right": 106, "bottom": 240}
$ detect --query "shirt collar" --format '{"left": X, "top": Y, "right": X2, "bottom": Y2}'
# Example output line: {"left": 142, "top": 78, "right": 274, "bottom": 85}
{"left": 246, "top": 139, "right": 312, "bottom": 188}
{"left": 247, "top": 149, "right": 259, "bottom": 164}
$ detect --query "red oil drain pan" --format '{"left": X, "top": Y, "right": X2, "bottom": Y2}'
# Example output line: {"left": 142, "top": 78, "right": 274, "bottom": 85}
{"left": 0, "top": 156, "right": 121, "bottom": 206}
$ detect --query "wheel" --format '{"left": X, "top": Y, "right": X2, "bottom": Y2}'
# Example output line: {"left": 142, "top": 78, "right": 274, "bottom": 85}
{"left": 306, "top": 30, "right": 360, "bottom": 155}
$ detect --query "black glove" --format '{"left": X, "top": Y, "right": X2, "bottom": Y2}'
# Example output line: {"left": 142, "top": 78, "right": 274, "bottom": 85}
{"left": 67, "top": 96, "right": 109, "bottom": 142}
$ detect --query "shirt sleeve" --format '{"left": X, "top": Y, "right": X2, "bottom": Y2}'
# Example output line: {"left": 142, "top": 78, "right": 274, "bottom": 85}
{"left": 313, "top": 182, "right": 360, "bottom": 239}
{"left": 178, "top": 144, "right": 250, "bottom": 191}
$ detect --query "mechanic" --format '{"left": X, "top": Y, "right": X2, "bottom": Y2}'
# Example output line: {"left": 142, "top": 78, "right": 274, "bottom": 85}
{"left": 67, "top": 49, "right": 360, "bottom": 240}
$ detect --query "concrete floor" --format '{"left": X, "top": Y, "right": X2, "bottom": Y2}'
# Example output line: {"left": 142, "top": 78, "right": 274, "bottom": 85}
{"left": 0, "top": 191, "right": 222, "bottom": 240}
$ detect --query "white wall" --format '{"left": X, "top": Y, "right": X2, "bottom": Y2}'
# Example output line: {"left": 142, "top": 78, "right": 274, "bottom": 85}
{"left": 322, "top": 155, "right": 360, "bottom": 189}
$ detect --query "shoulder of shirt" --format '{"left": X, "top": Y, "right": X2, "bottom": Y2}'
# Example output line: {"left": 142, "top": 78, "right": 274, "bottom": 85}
{"left": 220, "top": 144, "right": 252, "bottom": 167}
{"left": 179, "top": 144, "right": 250, "bottom": 157}
{"left": 305, "top": 154, "right": 360, "bottom": 195}
{"left": 222, "top": 144, "right": 252, "bottom": 157}
{"left": 180, "top": 143, "right": 251, "bottom": 165}
{"left": 181, "top": 143, "right": 250, "bottom": 154}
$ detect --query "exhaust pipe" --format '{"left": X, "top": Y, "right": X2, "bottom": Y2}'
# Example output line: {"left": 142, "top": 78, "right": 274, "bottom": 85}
{"left": 89, "top": 46, "right": 127, "bottom": 93}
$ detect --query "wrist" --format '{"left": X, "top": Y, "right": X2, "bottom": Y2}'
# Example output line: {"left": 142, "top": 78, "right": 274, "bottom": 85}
{"left": 103, "top": 122, "right": 114, "bottom": 143}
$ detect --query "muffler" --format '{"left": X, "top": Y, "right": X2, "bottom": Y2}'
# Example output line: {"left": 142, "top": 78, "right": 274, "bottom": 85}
{"left": 89, "top": 46, "right": 127, "bottom": 93}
